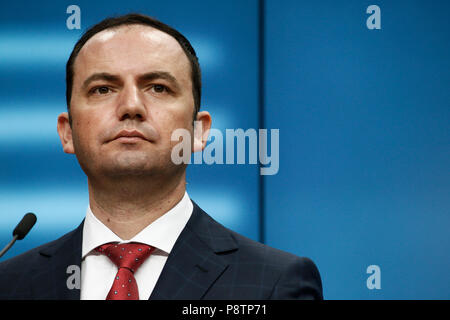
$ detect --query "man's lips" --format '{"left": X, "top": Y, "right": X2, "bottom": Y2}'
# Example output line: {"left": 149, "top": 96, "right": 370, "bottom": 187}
{"left": 112, "top": 129, "right": 150, "bottom": 142}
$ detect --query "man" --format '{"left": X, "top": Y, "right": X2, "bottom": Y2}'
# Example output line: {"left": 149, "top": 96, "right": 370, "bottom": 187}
{"left": 0, "top": 13, "right": 323, "bottom": 300}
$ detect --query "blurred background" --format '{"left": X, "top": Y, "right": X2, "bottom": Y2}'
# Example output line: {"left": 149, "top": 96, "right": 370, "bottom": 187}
{"left": 0, "top": 0, "right": 448, "bottom": 299}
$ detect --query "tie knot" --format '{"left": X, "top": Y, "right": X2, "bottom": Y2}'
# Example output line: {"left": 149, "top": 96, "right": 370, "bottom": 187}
{"left": 96, "top": 242, "right": 154, "bottom": 273}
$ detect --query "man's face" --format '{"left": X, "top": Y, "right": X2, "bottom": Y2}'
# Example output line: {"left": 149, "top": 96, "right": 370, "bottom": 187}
{"left": 62, "top": 25, "right": 196, "bottom": 180}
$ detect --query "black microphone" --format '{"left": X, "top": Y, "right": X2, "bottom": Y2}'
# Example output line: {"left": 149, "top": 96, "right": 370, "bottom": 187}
{"left": 0, "top": 213, "right": 37, "bottom": 258}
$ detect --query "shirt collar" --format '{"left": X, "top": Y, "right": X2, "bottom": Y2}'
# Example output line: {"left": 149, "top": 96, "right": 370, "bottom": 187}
{"left": 82, "top": 191, "right": 193, "bottom": 258}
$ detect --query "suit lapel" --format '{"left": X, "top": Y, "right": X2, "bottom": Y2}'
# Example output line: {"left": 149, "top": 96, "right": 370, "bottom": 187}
{"left": 32, "top": 221, "right": 83, "bottom": 300}
{"left": 150, "top": 201, "right": 238, "bottom": 300}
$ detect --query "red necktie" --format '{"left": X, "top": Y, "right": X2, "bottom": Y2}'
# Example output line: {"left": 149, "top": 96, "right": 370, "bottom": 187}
{"left": 96, "top": 242, "right": 155, "bottom": 300}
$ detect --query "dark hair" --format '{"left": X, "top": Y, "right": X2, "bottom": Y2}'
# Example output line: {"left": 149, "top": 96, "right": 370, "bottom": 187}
{"left": 65, "top": 13, "right": 201, "bottom": 125}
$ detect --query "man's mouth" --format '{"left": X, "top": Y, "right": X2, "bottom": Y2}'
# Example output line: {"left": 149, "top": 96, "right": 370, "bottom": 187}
{"left": 112, "top": 129, "right": 149, "bottom": 142}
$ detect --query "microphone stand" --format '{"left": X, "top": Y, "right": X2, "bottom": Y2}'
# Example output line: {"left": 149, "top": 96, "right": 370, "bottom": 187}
{"left": 0, "top": 213, "right": 37, "bottom": 259}
{"left": 0, "top": 234, "right": 19, "bottom": 259}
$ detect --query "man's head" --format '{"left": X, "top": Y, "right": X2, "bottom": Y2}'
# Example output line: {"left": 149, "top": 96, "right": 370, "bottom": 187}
{"left": 66, "top": 13, "right": 202, "bottom": 125}
{"left": 57, "top": 13, "right": 211, "bottom": 184}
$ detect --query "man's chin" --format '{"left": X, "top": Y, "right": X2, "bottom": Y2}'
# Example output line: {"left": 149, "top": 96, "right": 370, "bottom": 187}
{"left": 101, "top": 164, "right": 160, "bottom": 177}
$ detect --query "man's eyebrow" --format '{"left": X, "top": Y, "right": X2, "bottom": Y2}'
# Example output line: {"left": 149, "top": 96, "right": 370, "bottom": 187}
{"left": 138, "top": 71, "right": 181, "bottom": 91}
{"left": 82, "top": 73, "right": 121, "bottom": 90}
{"left": 81, "top": 71, "right": 181, "bottom": 91}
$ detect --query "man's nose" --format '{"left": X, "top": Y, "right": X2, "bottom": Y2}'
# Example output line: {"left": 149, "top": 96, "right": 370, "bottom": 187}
{"left": 116, "top": 85, "right": 147, "bottom": 121}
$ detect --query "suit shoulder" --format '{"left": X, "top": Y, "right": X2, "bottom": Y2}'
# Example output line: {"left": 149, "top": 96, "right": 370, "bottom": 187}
{"left": 199, "top": 213, "right": 323, "bottom": 299}
{"left": 225, "top": 229, "right": 322, "bottom": 299}
{"left": 191, "top": 202, "right": 317, "bottom": 268}
{"left": 228, "top": 228, "right": 298, "bottom": 260}
{"left": 0, "top": 227, "right": 78, "bottom": 273}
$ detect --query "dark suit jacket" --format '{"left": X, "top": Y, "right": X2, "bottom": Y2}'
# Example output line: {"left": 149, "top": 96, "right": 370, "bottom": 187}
{"left": 0, "top": 201, "right": 323, "bottom": 300}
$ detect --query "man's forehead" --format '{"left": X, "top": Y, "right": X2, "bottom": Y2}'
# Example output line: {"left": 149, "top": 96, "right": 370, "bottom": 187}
{"left": 85, "top": 24, "right": 180, "bottom": 50}
{"left": 74, "top": 24, "right": 190, "bottom": 78}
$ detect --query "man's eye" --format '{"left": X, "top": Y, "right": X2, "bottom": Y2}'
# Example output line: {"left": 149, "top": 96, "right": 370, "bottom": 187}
{"left": 92, "top": 86, "right": 110, "bottom": 95}
{"left": 151, "top": 84, "right": 168, "bottom": 93}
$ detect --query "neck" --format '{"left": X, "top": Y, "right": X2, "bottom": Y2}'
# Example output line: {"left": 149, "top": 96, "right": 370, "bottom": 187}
{"left": 87, "top": 173, "right": 186, "bottom": 240}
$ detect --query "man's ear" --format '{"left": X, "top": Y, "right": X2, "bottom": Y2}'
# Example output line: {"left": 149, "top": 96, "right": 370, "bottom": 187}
{"left": 57, "top": 112, "right": 75, "bottom": 154}
{"left": 192, "top": 111, "right": 212, "bottom": 153}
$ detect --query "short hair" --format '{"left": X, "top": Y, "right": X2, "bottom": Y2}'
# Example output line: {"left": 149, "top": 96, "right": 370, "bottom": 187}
{"left": 65, "top": 13, "right": 201, "bottom": 125}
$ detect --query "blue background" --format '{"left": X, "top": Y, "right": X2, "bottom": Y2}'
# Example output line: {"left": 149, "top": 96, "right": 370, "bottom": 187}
{"left": 0, "top": 0, "right": 448, "bottom": 299}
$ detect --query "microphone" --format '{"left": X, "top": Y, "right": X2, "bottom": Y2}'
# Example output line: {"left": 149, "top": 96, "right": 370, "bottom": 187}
{"left": 0, "top": 213, "right": 37, "bottom": 258}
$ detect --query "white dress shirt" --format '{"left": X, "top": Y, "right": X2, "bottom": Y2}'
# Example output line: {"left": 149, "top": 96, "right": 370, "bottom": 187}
{"left": 80, "top": 191, "right": 193, "bottom": 300}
